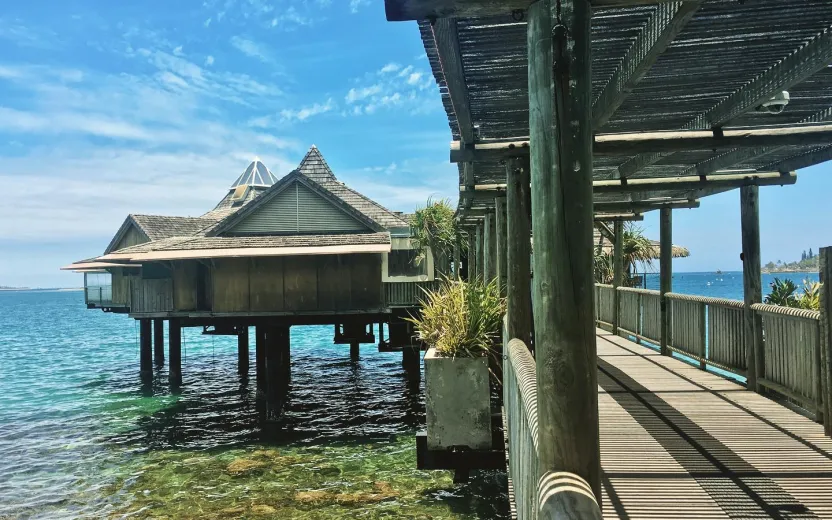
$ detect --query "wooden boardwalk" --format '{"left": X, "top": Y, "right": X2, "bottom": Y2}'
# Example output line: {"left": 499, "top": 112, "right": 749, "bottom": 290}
{"left": 597, "top": 330, "right": 832, "bottom": 519}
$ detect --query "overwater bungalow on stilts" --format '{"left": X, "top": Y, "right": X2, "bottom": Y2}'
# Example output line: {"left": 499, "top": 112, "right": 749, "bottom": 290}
{"left": 385, "top": 0, "right": 832, "bottom": 517}
{"left": 63, "top": 145, "right": 433, "bottom": 399}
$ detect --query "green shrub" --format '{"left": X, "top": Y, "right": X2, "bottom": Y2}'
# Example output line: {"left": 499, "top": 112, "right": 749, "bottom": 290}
{"left": 407, "top": 276, "right": 505, "bottom": 358}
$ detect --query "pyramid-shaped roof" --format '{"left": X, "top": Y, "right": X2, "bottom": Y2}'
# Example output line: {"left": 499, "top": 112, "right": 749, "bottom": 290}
{"left": 230, "top": 159, "right": 278, "bottom": 188}
{"left": 297, "top": 145, "right": 336, "bottom": 182}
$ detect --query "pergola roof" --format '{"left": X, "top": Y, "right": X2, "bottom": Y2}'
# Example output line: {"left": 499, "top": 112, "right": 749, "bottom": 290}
{"left": 402, "top": 1, "right": 832, "bottom": 222}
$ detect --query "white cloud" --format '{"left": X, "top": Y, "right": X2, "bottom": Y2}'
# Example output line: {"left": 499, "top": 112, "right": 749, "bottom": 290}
{"left": 345, "top": 84, "right": 382, "bottom": 103}
{"left": 173, "top": 45, "right": 184, "bottom": 56}
{"left": 205, "top": 55, "right": 215, "bottom": 66}
{"left": 280, "top": 98, "right": 336, "bottom": 122}
{"left": 349, "top": 0, "right": 372, "bottom": 13}
{"left": 406, "top": 72, "right": 423, "bottom": 85}
{"left": 230, "top": 35, "right": 272, "bottom": 63}
{"left": 342, "top": 60, "right": 439, "bottom": 116}
{"left": 379, "top": 62, "right": 400, "bottom": 74}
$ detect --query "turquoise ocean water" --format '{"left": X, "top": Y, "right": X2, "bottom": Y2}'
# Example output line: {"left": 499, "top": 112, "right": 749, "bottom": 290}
{"left": 0, "top": 271, "right": 819, "bottom": 518}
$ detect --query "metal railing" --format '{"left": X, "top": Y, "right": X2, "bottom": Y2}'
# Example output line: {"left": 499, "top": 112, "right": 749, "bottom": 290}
{"left": 85, "top": 285, "right": 113, "bottom": 306}
{"left": 504, "top": 326, "right": 602, "bottom": 519}
{"left": 384, "top": 281, "right": 438, "bottom": 307}
{"left": 600, "top": 283, "right": 825, "bottom": 418}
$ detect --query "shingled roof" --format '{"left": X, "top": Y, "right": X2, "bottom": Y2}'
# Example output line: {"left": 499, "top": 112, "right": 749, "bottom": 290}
{"left": 131, "top": 215, "right": 218, "bottom": 240}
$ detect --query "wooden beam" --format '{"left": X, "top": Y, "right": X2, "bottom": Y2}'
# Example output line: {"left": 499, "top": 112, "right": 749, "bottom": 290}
{"left": 741, "top": 185, "right": 763, "bottom": 393}
{"left": 528, "top": 0, "right": 601, "bottom": 500}
{"left": 593, "top": 171, "right": 796, "bottom": 194}
{"left": 618, "top": 25, "right": 832, "bottom": 177}
{"left": 592, "top": 1, "right": 701, "bottom": 128}
{"left": 386, "top": 0, "right": 684, "bottom": 21}
{"left": 595, "top": 213, "right": 644, "bottom": 222}
{"left": 431, "top": 19, "right": 475, "bottom": 143}
{"left": 659, "top": 208, "right": 672, "bottom": 356}
{"left": 506, "top": 157, "right": 532, "bottom": 347}
{"left": 764, "top": 145, "right": 832, "bottom": 173}
{"left": 451, "top": 125, "right": 832, "bottom": 161}
{"left": 612, "top": 221, "right": 624, "bottom": 335}
{"left": 596, "top": 199, "right": 699, "bottom": 213}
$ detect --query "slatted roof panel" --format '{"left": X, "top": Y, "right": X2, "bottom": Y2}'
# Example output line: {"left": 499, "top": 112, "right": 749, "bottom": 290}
{"left": 419, "top": 0, "right": 832, "bottom": 211}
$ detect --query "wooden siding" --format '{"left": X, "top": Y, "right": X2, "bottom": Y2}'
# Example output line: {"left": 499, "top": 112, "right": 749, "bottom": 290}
{"left": 229, "top": 182, "right": 369, "bottom": 235}
{"left": 113, "top": 225, "right": 148, "bottom": 252}
{"left": 172, "top": 262, "right": 198, "bottom": 311}
{"left": 317, "top": 255, "right": 352, "bottom": 311}
{"left": 111, "top": 269, "right": 130, "bottom": 306}
{"left": 131, "top": 278, "right": 173, "bottom": 313}
{"left": 212, "top": 258, "right": 250, "bottom": 312}
{"left": 249, "top": 257, "right": 285, "bottom": 312}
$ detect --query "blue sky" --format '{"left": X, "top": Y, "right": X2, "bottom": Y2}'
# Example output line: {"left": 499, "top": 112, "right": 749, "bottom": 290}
{"left": 0, "top": 0, "right": 830, "bottom": 287}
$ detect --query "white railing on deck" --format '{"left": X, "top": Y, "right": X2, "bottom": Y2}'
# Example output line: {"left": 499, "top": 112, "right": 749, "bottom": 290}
{"left": 752, "top": 303, "right": 823, "bottom": 415}
{"left": 600, "top": 283, "right": 825, "bottom": 417}
{"left": 504, "top": 328, "right": 602, "bottom": 519}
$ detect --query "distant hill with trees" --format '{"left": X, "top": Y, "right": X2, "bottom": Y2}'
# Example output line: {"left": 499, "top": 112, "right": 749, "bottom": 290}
{"left": 763, "top": 248, "right": 819, "bottom": 273}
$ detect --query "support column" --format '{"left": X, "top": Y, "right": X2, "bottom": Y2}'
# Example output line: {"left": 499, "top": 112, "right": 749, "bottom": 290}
{"left": 153, "top": 319, "right": 165, "bottom": 365}
{"left": 264, "top": 324, "right": 290, "bottom": 415}
{"left": 169, "top": 318, "right": 182, "bottom": 385}
{"left": 467, "top": 230, "right": 477, "bottom": 280}
{"left": 483, "top": 211, "right": 496, "bottom": 282}
{"left": 819, "top": 247, "right": 832, "bottom": 436}
{"left": 660, "top": 208, "right": 672, "bottom": 356}
{"left": 528, "top": 0, "right": 600, "bottom": 500}
{"left": 238, "top": 326, "right": 250, "bottom": 375}
{"left": 255, "top": 325, "right": 266, "bottom": 395}
{"left": 350, "top": 341, "right": 360, "bottom": 361}
{"left": 475, "top": 223, "right": 484, "bottom": 280}
{"left": 496, "top": 195, "right": 508, "bottom": 294}
{"left": 612, "top": 220, "right": 624, "bottom": 335}
{"left": 506, "top": 157, "right": 533, "bottom": 346}
{"left": 139, "top": 319, "right": 152, "bottom": 378}
{"left": 453, "top": 235, "right": 462, "bottom": 279}
{"left": 741, "top": 186, "right": 763, "bottom": 392}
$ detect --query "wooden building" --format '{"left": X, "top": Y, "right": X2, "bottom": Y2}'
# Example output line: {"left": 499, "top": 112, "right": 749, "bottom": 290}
{"left": 64, "top": 145, "right": 433, "bottom": 387}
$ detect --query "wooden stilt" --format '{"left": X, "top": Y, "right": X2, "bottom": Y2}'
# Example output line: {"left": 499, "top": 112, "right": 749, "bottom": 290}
{"left": 139, "top": 318, "right": 152, "bottom": 377}
{"left": 496, "top": 195, "right": 507, "bottom": 294}
{"left": 483, "top": 212, "right": 496, "bottom": 282}
{"left": 741, "top": 185, "right": 763, "bottom": 392}
{"left": 506, "top": 157, "right": 533, "bottom": 347}
{"left": 613, "top": 220, "right": 624, "bottom": 335}
{"left": 153, "top": 319, "right": 165, "bottom": 365}
{"left": 256, "top": 325, "right": 266, "bottom": 395}
{"left": 265, "top": 325, "right": 290, "bottom": 415}
{"left": 660, "top": 208, "right": 672, "bottom": 356}
{"left": 475, "top": 223, "right": 484, "bottom": 280}
{"left": 350, "top": 341, "right": 360, "bottom": 360}
{"left": 238, "top": 326, "right": 250, "bottom": 375}
{"left": 528, "top": 0, "right": 600, "bottom": 500}
{"left": 168, "top": 318, "right": 182, "bottom": 385}
{"left": 467, "top": 230, "right": 477, "bottom": 280}
{"left": 453, "top": 235, "right": 462, "bottom": 279}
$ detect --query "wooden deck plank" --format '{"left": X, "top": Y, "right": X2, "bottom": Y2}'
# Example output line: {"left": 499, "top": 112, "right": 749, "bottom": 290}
{"left": 596, "top": 329, "right": 832, "bottom": 519}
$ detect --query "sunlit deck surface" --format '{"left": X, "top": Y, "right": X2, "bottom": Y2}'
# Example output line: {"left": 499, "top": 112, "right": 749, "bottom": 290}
{"left": 596, "top": 330, "right": 832, "bottom": 519}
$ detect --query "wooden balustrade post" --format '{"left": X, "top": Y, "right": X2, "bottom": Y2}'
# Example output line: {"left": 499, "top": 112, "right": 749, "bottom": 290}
{"left": 496, "top": 195, "right": 508, "bottom": 294}
{"left": 741, "top": 185, "right": 763, "bottom": 392}
{"left": 819, "top": 247, "right": 832, "bottom": 435}
{"left": 699, "top": 302, "right": 707, "bottom": 369}
{"left": 528, "top": 0, "right": 600, "bottom": 500}
{"left": 506, "top": 157, "right": 533, "bottom": 347}
{"left": 660, "top": 208, "right": 672, "bottom": 356}
{"left": 612, "top": 220, "right": 624, "bottom": 335}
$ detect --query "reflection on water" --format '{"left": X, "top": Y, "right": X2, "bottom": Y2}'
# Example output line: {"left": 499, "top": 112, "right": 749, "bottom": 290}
{"left": 0, "top": 291, "right": 508, "bottom": 519}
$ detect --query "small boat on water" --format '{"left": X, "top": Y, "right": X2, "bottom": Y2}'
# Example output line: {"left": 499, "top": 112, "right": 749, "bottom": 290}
{"left": 716, "top": 269, "right": 723, "bottom": 275}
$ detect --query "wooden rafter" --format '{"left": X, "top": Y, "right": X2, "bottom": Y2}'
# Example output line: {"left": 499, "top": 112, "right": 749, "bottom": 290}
{"left": 763, "top": 145, "right": 832, "bottom": 173}
{"left": 386, "top": 0, "right": 686, "bottom": 21}
{"left": 618, "top": 25, "right": 832, "bottom": 178}
{"left": 592, "top": 1, "right": 701, "bottom": 129}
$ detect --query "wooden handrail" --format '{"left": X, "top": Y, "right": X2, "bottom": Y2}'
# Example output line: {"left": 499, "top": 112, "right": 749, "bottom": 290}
{"left": 538, "top": 471, "right": 603, "bottom": 520}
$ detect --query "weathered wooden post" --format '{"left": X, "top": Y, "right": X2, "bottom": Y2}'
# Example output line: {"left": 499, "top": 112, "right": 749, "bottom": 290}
{"left": 819, "top": 247, "right": 832, "bottom": 435}
{"left": 168, "top": 318, "right": 182, "bottom": 385}
{"left": 255, "top": 325, "right": 266, "bottom": 396}
{"left": 153, "top": 319, "right": 165, "bottom": 365}
{"left": 139, "top": 318, "right": 152, "bottom": 378}
{"left": 612, "top": 220, "right": 624, "bottom": 335}
{"left": 741, "top": 185, "right": 763, "bottom": 392}
{"left": 350, "top": 341, "right": 360, "bottom": 361}
{"left": 483, "top": 211, "right": 496, "bottom": 282}
{"left": 454, "top": 234, "right": 462, "bottom": 279}
{"left": 470, "top": 225, "right": 477, "bottom": 279}
{"left": 238, "top": 326, "right": 250, "bottom": 375}
{"left": 476, "top": 223, "right": 484, "bottom": 280}
{"left": 506, "top": 157, "right": 533, "bottom": 346}
{"left": 660, "top": 208, "right": 672, "bottom": 356}
{"left": 496, "top": 195, "right": 508, "bottom": 294}
{"left": 528, "top": 0, "right": 601, "bottom": 500}
{"left": 265, "top": 324, "right": 290, "bottom": 415}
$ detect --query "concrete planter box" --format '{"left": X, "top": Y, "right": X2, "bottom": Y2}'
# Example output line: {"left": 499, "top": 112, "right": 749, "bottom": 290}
{"left": 424, "top": 347, "right": 491, "bottom": 450}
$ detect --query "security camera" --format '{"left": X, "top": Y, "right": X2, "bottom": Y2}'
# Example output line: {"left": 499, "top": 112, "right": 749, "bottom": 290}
{"left": 755, "top": 91, "right": 790, "bottom": 114}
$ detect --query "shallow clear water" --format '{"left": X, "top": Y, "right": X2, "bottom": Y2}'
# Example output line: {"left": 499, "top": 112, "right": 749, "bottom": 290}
{"left": 0, "top": 291, "right": 508, "bottom": 519}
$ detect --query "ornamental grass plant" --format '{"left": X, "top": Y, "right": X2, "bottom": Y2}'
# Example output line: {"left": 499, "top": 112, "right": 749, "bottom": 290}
{"left": 408, "top": 276, "right": 505, "bottom": 358}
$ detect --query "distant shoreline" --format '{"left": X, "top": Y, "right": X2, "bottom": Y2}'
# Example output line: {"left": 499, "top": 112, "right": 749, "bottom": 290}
{"left": 0, "top": 288, "right": 83, "bottom": 292}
